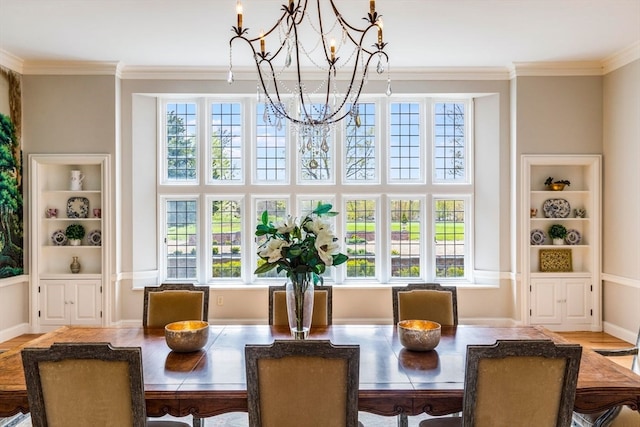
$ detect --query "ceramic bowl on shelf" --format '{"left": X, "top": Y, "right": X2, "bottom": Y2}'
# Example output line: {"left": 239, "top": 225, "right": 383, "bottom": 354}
{"left": 164, "top": 320, "right": 209, "bottom": 352}
{"left": 397, "top": 319, "right": 441, "bottom": 352}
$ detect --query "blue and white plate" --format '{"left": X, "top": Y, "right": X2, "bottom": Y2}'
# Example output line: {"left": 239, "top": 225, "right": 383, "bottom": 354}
{"left": 543, "top": 198, "right": 571, "bottom": 218}
{"left": 88, "top": 230, "right": 102, "bottom": 246}
{"left": 530, "top": 229, "right": 546, "bottom": 245}
{"left": 565, "top": 229, "right": 582, "bottom": 245}
{"left": 51, "top": 229, "right": 67, "bottom": 246}
{"left": 67, "top": 197, "right": 89, "bottom": 218}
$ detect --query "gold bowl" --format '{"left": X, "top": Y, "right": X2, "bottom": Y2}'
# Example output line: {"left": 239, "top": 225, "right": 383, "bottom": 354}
{"left": 397, "top": 320, "right": 441, "bottom": 352}
{"left": 164, "top": 320, "right": 209, "bottom": 352}
{"left": 548, "top": 183, "right": 566, "bottom": 191}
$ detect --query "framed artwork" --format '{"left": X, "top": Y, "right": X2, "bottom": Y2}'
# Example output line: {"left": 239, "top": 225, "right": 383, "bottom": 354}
{"left": 539, "top": 249, "right": 572, "bottom": 272}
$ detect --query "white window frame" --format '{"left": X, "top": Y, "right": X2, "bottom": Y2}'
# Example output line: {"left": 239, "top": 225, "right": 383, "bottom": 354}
{"left": 157, "top": 95, "right": 475, "bottom": 285}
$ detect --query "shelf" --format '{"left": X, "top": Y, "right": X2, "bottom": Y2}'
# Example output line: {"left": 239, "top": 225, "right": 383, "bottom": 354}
{"left": 529, "top": 245, "right": 589, "bottom": 249}
{"left": 530, "top": 272, "right": 591, "bottom": 279}
{"left": 40, "top": 273, "right": 102, "bottom": 280}
{"left": 30, "top": 154, "right": 110, "bottom": 330}
{"left": 521, "top": 154, "right": 601, "bottom": 331}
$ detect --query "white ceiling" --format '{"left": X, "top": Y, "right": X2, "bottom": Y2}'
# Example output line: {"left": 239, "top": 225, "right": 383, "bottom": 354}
{"left": 0, "top": 0, "right": 639, "bottom": 72}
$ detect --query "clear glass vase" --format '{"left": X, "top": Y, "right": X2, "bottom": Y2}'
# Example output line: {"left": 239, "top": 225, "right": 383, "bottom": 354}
{"left": 286, "top": 272, "right": 314, "bottom": 340}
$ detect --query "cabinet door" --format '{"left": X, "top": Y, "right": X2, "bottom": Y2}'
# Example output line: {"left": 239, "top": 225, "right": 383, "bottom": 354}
{"left": 39, "top": 281, "right": 69, "bottom": 326}
{"left": 564, "top": 278, "right": 591, "bottom": 325}
{"left": 530, "top": 279, "right": 562, "bottom": 325}
{"left": 69, "top": 280, "right": 102, "bottom": 325}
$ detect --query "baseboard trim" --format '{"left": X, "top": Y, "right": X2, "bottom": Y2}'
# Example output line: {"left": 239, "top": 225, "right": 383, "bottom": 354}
{"left": 603, "top": 322, "right": 638, "bottom": 344}
{"left": 0, "top": 323, "right": 31, "bottom": 345}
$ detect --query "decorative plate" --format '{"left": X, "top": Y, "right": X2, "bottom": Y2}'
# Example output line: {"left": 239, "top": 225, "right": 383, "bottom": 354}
{"left": 51, "top": 229, "right": 67, "bottom": 246}
{"left": 67, "top": 197, "right": 89, "bottom": 218}
{"left": 88, "top": 230, "right": 102, "bottom": 246}
{"left": 565, "top": 229, "right": 582, "bottom": 245}
{"left": 530, "top": 229, "right": 546, "bottom": 245}
{"left": 542, "top": 198, "right": 571, "bottom": 218}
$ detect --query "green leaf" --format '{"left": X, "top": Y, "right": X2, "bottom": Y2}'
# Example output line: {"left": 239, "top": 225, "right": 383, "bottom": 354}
{"left": 254, "top": 262, "right": 277, "bottom": 274}
{"left": 312, "top": 203, "right": 333, "bottom": 215}
{"left": 332, "top": 253, "right": 349, "bottom": 266}
{"left": 255, "top": 224, "right": 271, "bottom": 236}
{"left": 261, "top": 210, "right": 269, "bottom": 225}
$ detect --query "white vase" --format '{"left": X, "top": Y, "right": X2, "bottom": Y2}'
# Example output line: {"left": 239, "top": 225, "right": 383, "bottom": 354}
{"left": 69, "top": 239, "right": 81, "bottom": 246}
{"left": 285, "top": 273, "right": 315, "bottom": 340}
{"left": 553, "top": 238, "right": 564, "bottom": 245}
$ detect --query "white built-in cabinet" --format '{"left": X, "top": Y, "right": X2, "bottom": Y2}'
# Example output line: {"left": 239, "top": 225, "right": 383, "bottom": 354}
{"left": 521, "top": 155, "right": 601, "bottom": 331}
{"left": 30, "top": 154, "right": 110, "bottom": 331}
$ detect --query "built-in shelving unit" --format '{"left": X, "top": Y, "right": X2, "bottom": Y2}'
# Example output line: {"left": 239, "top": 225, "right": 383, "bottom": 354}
{"left": 521, "top": 155, "right": 601, "bottom": 331}
{"left": 29, "top": 154, "right": 110, "bottom": 331}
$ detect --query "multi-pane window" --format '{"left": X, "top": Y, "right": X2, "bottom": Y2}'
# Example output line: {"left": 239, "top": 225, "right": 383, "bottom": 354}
{"left": 210, "top": 198, "right": 242, "bottom": 278}
{"left": 256, "top": 103, "right": 287, "bottom": 183}
{"left": 158, "top": 97, "right": 473, "bottom": 284}
{"left": 165, "top": 103, "right": 197, "bottom": 182}
{"left": 434, "top": 102, "right": 467, "bottom": 182}
{"left": 210, "top": 103, "right": 242, "bottom": 182}
{"left": 164, "top": 199, "right": 198, "bottom": 279}
{"left": 390, "top": 102, "right": 421, "bottom": 181}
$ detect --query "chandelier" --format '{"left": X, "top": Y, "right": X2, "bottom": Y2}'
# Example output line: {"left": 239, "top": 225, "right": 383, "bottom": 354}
{"left": 228, "top": 0, "right": 391, "bottom": 135}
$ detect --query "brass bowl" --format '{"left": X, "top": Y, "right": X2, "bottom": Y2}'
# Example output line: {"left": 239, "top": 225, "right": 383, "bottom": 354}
{"left": 397, "top": 320, "right": 441, "bottom": 352}
{"left": 548, "top": 183, "right": 566, "bottom": 191}
{"left": 164, "top": 320, "right": 209, "bottom": 353}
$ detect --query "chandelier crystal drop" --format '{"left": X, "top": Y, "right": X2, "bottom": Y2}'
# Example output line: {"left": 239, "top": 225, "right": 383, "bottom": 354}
{"left": 229, "top": 0, "right": 391, "bottom": 139}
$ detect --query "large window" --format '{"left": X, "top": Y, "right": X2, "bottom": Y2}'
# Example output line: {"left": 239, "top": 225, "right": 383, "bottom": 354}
{"left": 159, "top": 97, "right": 473, "bottom": 285}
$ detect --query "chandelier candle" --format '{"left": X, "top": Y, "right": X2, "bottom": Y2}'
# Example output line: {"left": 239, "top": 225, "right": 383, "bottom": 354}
{"left": 236, "top": 0, "right": 242, "bottom": 29}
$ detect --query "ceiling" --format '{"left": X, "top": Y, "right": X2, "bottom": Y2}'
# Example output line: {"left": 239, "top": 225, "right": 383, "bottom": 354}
{"left": 0, "top": 0, "right": 639, "bottom": 72}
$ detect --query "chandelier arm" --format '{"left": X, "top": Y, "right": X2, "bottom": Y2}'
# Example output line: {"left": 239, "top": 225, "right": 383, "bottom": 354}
{"left": 229, "top": 0, "right": 390, "bottom": 128}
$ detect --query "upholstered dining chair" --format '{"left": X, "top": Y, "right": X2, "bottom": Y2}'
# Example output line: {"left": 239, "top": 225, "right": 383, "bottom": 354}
{"left": 21, "top": 342, "right": 190, "bottom": 427}
{"left": 143, "top": 283, "right": 209, "bottom": 328}
{"left": 392, "top": 283, "right": 458, "bottom": 326}
{"left": 268, "top": 284, "right": 332, "bottom": 327}
{"left": 143, "top": 283, "right": 208, "bottom": 426}
{"left": 573, "top": 326, "right": 640, "bottom": 427}
{"left": 245, "top": 340, "right": 362, "bottom": 427}
{"left": 419, "top": 339, "right": 582, "bottom": 427}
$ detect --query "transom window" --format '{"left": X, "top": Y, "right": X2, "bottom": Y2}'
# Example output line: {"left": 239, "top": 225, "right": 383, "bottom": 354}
{"left": 158, "top": 97, "right": 473, "bottom": 285}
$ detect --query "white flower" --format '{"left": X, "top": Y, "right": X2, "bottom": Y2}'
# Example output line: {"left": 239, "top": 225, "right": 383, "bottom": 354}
{"left": 258, "top": 238, "right": 290, "bottom": 263}
{"left": 275, "top": 215, "right": 296, "bottom": 234}
{"left": 315, "top": 230, "right": 339, "bottom": 265}
{"left": 306, "top": 216, "right": 331, "bottom": 235}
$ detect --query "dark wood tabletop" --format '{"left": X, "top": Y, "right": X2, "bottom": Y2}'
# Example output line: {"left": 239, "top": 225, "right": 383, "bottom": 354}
{"left": 0, "top": 325, "right": 638, "bottom": 419}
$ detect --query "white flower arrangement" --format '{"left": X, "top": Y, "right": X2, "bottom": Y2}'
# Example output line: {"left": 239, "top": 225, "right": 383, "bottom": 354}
{"left": 254, "top": 203, "right": 348, "bottom": 281}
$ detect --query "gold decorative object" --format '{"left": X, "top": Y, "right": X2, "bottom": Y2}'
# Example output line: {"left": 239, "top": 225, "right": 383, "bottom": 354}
{"left": 397, "top": 319, "right": 441, "bottom": 352}
{"left": 548, "top": 183, "right": 566, "bottom": 191}
{"left": 539, "top": 249, "right": 573, "bottom": 272}
{"left": 164, "top": 320, "right": 209, "bottom": 352}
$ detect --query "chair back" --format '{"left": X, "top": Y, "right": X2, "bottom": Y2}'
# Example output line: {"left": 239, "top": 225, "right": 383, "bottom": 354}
{"left": 462, "top": 339, "right": 582, "bottom": 427}
{"left": 22, "top": 342, "right": 147, "bottom": 427}
{"left": 392, "top": 283, "right": 458, "bottom": 325}
{"left": 143, "top": 283, "right": 209, "bottom": 327}
{"left": 268, "top": 284, "right": 332, "bottom": 326}
{"left": 245, "top": 340, "right": 359, "bottom": 427}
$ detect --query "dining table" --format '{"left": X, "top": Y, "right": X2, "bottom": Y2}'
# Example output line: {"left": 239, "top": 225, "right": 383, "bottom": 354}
{"left": 0, "top": 324, "right": 639, "bottom": 424}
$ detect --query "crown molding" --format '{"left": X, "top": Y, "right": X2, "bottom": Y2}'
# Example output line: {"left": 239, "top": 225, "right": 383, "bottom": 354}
{"left": 0, "top": 49, "right": 24, "bottom": 74}
{"left": 509, "top": 61, "right": 604, "bottom": 78}
{"left": 120, "top": 65, "right": 510, "bottom": 81}
{"left": 21, "top": 60, "right": 123, "bottom": 77}
{"left": 602, "top": 41, "right": 640, "bottom": 74}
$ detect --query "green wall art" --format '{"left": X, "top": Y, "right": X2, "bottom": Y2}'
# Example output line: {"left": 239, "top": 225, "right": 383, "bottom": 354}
{"left": 0, "top": 113, "right": 23, "bottom": 277}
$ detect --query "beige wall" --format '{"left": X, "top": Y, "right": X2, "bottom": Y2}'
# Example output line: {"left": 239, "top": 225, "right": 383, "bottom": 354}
{"left": 1, "top": 64, "right": 637, "bottom": 337}
{"left": 602, "top": 60, "right": 640, "bottom": 341}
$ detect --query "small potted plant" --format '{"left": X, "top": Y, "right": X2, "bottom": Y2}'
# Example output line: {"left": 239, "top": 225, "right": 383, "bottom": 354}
{"left": 544, "top": 177, "right": 571, "bottom": 191}
{"left": 65, "top": 224, "right": 85, "bottom": 246}
{"left": 548, "top": 224, "right": 567, "bottom": 245}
